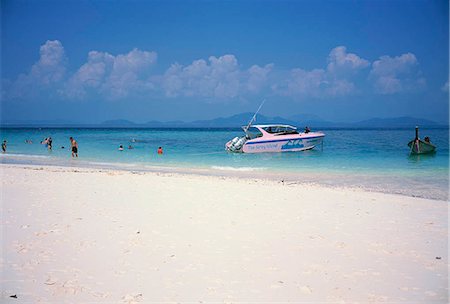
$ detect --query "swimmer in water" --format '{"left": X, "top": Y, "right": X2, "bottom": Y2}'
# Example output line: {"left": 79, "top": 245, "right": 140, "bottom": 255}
{"left": 157, "top": 146, "right": 163, "bottom": 154}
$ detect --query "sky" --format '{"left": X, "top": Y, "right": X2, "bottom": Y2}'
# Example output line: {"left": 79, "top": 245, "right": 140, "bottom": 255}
{"left": 1, "top": 0, "right": 449, "bottom": 124}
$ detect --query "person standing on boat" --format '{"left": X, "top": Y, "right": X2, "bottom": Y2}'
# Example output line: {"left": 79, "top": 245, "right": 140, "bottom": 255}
{"left": 70, "top": 137, "right": 78, "bottom": 157}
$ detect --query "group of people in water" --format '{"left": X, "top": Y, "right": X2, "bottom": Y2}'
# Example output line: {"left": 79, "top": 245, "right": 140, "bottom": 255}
{"left": 118, "top": 144, "right": 163, "bottom": 154}
{"left": 1, "top": 136, "right": 163, "bottom": 157}
{"left": 1, "top": 136, "right": 78, "bottom": 157}
{"left": 118, "top": 145, "right": 133, "bottom": 151}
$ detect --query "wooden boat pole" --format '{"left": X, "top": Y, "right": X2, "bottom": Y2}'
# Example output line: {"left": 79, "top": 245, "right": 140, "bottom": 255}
{"left": 415, "top": 126, "right": 419, "bottom": 140}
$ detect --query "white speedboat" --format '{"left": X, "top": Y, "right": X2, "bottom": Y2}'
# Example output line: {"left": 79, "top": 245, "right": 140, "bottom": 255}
{"left": 226, "top": 124, "right": 325, "bottom": 153}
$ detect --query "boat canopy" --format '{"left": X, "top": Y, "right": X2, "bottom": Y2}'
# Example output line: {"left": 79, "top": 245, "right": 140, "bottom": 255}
{"left": 252, "top": 124, "right": 297, "bottom": 129}
{"left": 242, "top": 124, "right": 299, "bottom": 135}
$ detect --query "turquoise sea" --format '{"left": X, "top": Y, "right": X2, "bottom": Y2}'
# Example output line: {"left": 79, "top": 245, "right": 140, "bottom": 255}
{"left": 1, "top": 127, "right": 448, "bottom": 200}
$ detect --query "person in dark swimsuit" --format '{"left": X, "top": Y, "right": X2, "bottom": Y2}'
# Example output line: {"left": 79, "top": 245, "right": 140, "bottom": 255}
{"left": 69, "top": 137, "right": 78, "bottom": 157}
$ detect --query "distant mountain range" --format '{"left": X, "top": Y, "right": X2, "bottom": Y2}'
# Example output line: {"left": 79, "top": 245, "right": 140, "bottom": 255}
{"left": 100, "top": 113, "right": 446, "bottom": 128}
{"left": 2, "top": 113, "right": 447, "bottom": 128}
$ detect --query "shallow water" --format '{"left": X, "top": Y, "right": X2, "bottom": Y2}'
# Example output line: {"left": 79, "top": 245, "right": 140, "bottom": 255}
{"left": 1, "top": 127, "right": 448, "bottom": 200}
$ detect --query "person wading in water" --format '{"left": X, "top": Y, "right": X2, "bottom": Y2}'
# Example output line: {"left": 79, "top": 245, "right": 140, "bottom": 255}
{"left": 70, "top": 137, "right": 78, "bottom": 157}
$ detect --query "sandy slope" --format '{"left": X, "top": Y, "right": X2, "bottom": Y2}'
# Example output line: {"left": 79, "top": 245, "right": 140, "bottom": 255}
{"left": 1, "top": 164, "right": 448, "bottom": 303}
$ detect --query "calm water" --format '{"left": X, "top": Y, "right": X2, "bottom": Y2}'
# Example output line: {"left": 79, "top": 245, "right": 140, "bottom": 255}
{"left": 1, "top": 127, "right": 448, "bottom": 200}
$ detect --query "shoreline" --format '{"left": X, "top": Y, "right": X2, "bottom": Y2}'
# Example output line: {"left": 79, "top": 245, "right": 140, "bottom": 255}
{"left": 1, "top": 155, "right": 448, "bottom": 201}
{"left": 1, "top": 164, "right": 448, "bottom": 302}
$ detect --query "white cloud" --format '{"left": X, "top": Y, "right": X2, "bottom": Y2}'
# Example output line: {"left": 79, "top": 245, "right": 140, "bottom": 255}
{"left": 286, "top": 68, "right": 326, "bottom": 97}
{"left": 8, "top": 40, "right": 67, "bottom": 99}
{"left": 441, "top": 79, "right": 449, "bottom": 92}
{"left": 4, "top": 40, "right": 429, "bottom": 105}
{"left": 64, "top": 51, "right": 114, "bottom": 99}
{"left": 161, "top": 55, "right": 241, "bottom": 98}
{"left": 102, "top": 48, "right": 157, "bottom": 99}
{"left": 162, "top": 63, "right": 184, "bottom": 97}
{"left": 327, "top": 46, "right": 369, "bottom": 74}
{"left": 161, "top": 56, "right": 275, "bottom": 99}
{"left": 247, "top": 64, "right": 274, "bottom": 93}
{"left": 369, "top": 53, "right": 425, "bottom": 94}
{"left": 64, "top": 48, "right": 157, "bottom": 100}
{"left": 278, "top": 46, "right": 369, "bottom": 98}
{"left": 32, "top": 40, "right": 67, "bottom": 85}
{"left": 326, "top": 79, "right": 355, "bottom": 96}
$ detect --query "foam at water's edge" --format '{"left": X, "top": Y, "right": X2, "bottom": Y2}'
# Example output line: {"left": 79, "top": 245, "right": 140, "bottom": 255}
{"left": 0, "top": 154, "right": 447, "bottom": 201}
{"left": 2, "top": 161, "right": 448, "bottom": 201}
{"left": 0, "top": 153, "right": 50, "bottom": 159}
{"left": 210, "top": 166, "right": 267, "bottom": 172}
{"left": 87, "top": 161, "right": 138, "bottom": 167}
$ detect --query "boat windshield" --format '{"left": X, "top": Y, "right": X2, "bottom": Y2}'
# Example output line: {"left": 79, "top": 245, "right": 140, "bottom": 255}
{"left": 262, "top": 126, "right": 298, "bottom": 135}
{"left": 245, "top": 127, "right": 263, "bottom": 139}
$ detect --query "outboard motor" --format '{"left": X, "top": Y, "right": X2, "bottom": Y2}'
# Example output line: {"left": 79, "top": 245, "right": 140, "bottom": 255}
{"left": 230, "top": 137, "right": 240, "bottom": 146}
{"left": 226, "top": 136, "right": 246, "bottom": 152}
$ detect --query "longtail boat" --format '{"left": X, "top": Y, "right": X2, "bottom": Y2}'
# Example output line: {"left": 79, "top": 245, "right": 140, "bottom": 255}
{"left": 407, "top": 126, "right": 436, "bottom": 154}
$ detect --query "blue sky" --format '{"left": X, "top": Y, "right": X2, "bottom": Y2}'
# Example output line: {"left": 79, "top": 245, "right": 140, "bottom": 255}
{"left": 1, "top": 0, "right": 448, "bottom": 124}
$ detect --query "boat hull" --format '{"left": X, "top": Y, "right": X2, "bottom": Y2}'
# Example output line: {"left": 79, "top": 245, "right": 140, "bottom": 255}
{"left": 407, "top": 139, "right": 436, "bottom": 154}
{"left": 242, "top": 134, "right": 324, "bottom": 153}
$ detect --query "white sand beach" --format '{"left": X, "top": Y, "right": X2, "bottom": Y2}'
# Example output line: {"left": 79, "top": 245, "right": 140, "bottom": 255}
{"left": 1, "top": 164, "right": 448, "bottom": 303}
